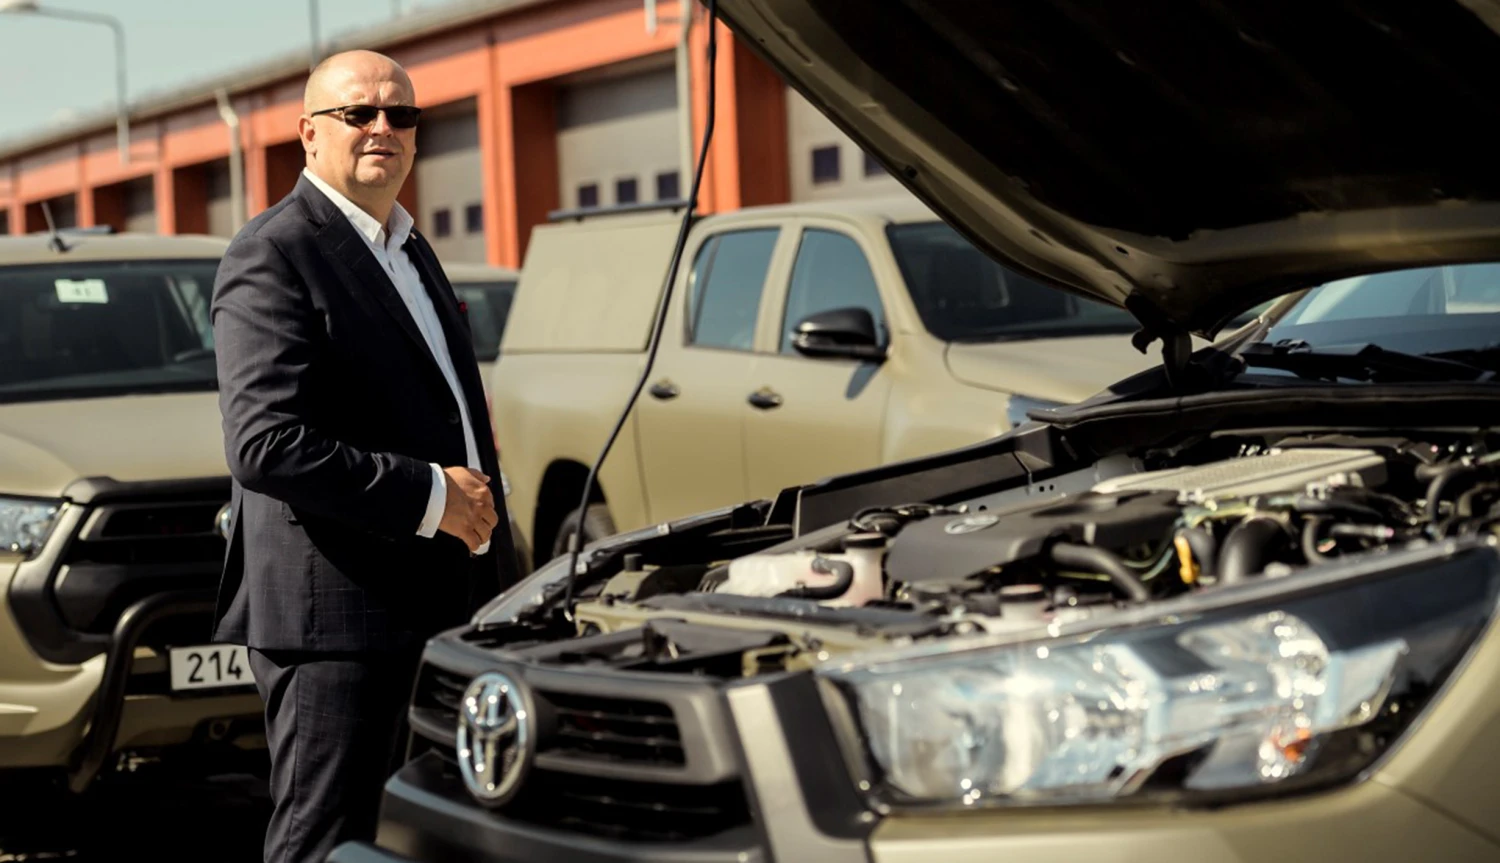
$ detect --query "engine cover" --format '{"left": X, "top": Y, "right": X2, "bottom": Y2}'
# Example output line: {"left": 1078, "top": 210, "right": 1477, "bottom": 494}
{"left": 883, "top": 490, "right": 1181, "bottom": 584}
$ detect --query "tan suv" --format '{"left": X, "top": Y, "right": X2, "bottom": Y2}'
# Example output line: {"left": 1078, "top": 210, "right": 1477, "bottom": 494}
{"left": 442, "top": 262, "right": 519, "bottom": 400}
{"left": 491, "top": 196, "right": 1157, "bottom": 565}
{"left": 0, "top": 230, "right": 263, "bottom": 795}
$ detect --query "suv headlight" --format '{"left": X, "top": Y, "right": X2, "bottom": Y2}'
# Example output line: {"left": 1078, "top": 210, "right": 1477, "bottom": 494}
{"left": 0, "top": 496, "right": 64, "bottom": 558}
{"left": 820, "top": 543, "right": 1500, "bottom": 810}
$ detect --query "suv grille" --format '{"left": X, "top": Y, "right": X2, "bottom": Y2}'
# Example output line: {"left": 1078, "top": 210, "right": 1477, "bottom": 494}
{"left": 55, "top": 499, "right": 227, "bottom": 634}
{"left": 506, "top": 771, "right": 749, "bottom": 842}
{"left": 415, "top": 667, "right": 686, "bottom": 766}
{"left": 411, "top": 664, "right": 749, "bottom": 842}
{"left": 547, "top": 690, "right": 685, "bottom": 766}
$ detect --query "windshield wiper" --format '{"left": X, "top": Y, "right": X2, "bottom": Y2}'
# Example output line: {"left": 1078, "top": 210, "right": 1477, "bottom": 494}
{"left": 1238, "top": 340, "right": 1493, "bottom": 383}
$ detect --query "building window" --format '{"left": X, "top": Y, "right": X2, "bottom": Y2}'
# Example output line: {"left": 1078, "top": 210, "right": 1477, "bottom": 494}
{"left": 616, "top": 177, "right": 639, "bottom": 205}
{"left": 578, "top": 183, "right": 599, "bottom": 209}
{"left": 863, "top": 150, "right": 887, "bottom": 178}
{"left": 656, "top": 170, "right": 681, "bottom": 201}
{"left": 465, "top": 203, "right": 484, "bottom": 234}
{"left": 433, "top": 208, "right": 452, "bottom": 238}
{"left": 812, "top": 146, "right": 841, "bottom": 184}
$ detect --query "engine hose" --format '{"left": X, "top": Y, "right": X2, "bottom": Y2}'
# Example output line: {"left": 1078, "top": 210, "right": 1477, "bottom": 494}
{"left": 1300, "top": 516, "right": 1330, "bottom": 564}
{"left": 1425, "top": 464, "right": 1482, "bottom": 521}
{"left": 1048, "top": 543, "right": 1151, "bottom": 603}
{"left": 1218, "top": 516, "right": 1286, "bottom": 584}
{"left": 1179, "top": 526, "right": 1219, "bottom": 581}
{"left": 777, "top": 557, "right": 855, "bottom": 600}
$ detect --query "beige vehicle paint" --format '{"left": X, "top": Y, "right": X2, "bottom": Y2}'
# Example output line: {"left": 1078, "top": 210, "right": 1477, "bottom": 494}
{"left": 490, "top": 197, "right": 1158, "bottom": 565}
{"left": 0, "top": 232, "right": 262, "bottom": 789}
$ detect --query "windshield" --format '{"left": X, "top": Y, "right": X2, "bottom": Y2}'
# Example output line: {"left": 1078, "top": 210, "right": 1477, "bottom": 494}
{"left": 887, "top": 221, "right": 1138, "bottom": 342}
{"left": 1264, "top": 263, "right": 1500, "bottom": 357}
{"left": 0, "top": 259, "right": 220, "bottom": 404}
{"left": 453, "top": 279, "right": 517, "bottom": 362}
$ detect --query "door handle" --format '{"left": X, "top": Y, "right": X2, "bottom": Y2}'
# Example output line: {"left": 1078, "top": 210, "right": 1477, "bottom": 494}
{"left": 747, "top": 388, "right": 783, "bottom": 410}
{"left": 649, "top": 379, "right": 680, "bottom": 400}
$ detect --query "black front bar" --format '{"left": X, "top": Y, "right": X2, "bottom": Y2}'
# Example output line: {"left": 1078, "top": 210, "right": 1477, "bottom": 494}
{"left": 66, "top": 588, "right": 219, "bottom": 793}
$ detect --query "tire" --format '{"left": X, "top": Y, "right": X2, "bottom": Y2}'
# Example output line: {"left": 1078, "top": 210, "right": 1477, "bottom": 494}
{"left": 551, "top": 503, "right": 616, "bottom": 561}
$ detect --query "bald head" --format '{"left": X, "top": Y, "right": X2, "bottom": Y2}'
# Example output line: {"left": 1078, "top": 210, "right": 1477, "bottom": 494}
{"left": 298, "top": 49, "right": 418, "bottom": 226}
{"left": 304, "top": 50, "right": 413, "bottom": 113}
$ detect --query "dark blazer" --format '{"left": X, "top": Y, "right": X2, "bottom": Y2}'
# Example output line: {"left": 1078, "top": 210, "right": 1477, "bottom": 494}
{"left": 210, "top": 175, "right": 519, "bottom": 653}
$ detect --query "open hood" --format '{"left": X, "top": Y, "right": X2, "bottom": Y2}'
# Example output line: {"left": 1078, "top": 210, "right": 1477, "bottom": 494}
{"left": 713, "top": 0, "right": 1500, "bottom": 339}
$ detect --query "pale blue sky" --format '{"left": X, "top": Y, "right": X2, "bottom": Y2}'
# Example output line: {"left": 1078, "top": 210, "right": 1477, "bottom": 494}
{"left": 0, "top": 0, "right": 462, "bottom": 146}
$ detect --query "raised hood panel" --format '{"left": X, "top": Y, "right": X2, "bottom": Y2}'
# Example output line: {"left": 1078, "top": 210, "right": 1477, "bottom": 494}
{"left": 714, "top": 0, "right": 1500, "bottom": 336}
{"left": 946, "top": 334, "right": 1158, "bottom": 405}
{"left": 0, "top": 392, "right": 227, "bottom": 499}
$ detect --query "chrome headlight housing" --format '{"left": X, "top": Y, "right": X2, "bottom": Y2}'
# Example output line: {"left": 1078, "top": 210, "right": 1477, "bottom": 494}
{"left": 0, "top": 496, "right": 64, "bottom": 558}
{"left": 819, "top": 542, "right": 1500, "bottom": 811}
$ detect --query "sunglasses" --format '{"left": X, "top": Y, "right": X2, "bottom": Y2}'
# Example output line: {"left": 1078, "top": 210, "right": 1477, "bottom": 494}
{"left": 310, "top": 104, "right": 422, "bottom": 129}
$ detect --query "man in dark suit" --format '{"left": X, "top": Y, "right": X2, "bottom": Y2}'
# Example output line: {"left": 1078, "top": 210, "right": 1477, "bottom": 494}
{"left": 210, "top": 49, "right": 519, "bottom": 863}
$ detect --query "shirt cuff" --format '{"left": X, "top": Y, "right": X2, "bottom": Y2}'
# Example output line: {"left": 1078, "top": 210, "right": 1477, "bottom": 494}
{"left": 417, "top": 463, "right": 446, "bottom": 538}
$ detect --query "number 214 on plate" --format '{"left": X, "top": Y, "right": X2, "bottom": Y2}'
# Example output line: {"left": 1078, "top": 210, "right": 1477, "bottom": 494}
{"left": 168, "top": 644, "right": 251, "bottom": 692}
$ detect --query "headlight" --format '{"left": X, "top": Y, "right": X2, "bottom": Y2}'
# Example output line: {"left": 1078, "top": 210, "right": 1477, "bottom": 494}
{"left": 1005, "top": 394, "right": 1065, "bottom": 429}
{"left": 0, "top": 496, "right": 64, "bottom": 558}
{"left": 820, "top": 543, "right": 1500, "bottom": 810}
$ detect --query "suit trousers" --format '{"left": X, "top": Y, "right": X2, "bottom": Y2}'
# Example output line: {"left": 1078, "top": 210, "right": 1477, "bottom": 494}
{"left": 249, "top": 647, "right": 423, "bottom": 863}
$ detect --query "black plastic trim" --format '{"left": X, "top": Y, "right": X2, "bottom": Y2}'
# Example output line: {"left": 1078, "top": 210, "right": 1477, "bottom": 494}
{"left": 763, "top": 673, "right": 878, "bottom": 841}
{"left": 375, "top": 752, "right": 766, "bottom": 863}
{"left": 7, "top": 476, "right": 230, "bottom": 664}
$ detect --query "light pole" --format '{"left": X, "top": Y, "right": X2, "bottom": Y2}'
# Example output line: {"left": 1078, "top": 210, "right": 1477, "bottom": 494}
{"left": 0, "top": 0, "right": 129, "bottom": 165}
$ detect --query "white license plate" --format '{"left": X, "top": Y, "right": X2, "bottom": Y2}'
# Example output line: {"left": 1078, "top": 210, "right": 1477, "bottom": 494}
{"left": 168, "top": 644, "right": 251, "bottom": 692}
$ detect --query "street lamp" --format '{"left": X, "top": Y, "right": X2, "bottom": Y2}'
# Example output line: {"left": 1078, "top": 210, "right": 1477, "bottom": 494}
{"left": 0, "top": 0, "right": 130, "bottom": 165}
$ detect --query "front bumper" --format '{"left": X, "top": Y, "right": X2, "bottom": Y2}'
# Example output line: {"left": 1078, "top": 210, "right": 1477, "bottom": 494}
{"left": 330, "top": 575, "right": 1500, "bottom": 863}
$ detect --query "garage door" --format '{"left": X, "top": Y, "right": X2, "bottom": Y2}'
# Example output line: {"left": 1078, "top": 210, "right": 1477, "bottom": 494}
{"left": 414, "top": 99, "right": 486, "bottom": 263}
{"left": 785, "top": 86, "right": 906, "bottom": 203}
{"left": 556, "top": 59, "right": 682, "bottom": 212}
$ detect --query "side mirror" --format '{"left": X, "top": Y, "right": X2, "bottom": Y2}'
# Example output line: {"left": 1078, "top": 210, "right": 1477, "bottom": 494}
{"left": 791, "top": 307, "right": 887, "bottom": 362}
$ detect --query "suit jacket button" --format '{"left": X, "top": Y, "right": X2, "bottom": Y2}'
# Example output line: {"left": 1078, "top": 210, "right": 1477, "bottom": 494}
{"left": 447, "top": 412, "right": 460, "bottom": 425}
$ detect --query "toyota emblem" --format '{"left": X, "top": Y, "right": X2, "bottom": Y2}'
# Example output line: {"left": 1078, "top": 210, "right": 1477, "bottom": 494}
{"left": 457, "top": 671, "right": 533, "bottom": 806}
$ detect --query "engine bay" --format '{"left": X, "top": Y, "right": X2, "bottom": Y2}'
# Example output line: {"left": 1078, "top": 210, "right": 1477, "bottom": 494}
{"left": 468, "top": 431, "right": 1500, "bottom": 676}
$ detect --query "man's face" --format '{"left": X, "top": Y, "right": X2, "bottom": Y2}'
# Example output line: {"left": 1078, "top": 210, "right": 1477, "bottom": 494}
{"left": 301, "top": 57, "right": 417, "bottom": 197}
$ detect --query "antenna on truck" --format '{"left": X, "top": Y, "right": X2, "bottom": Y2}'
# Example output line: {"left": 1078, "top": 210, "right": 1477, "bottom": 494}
{"left": 560, "top": 0, "right": 719, "bottom": 614}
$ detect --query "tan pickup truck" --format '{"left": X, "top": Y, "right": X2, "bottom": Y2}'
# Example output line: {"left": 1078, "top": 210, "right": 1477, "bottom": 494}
{"left": 489, "top": 196, "right": 1159, "bottom": 566}
{"left": 0, "top": 230, "right": 264, "bottom": 796}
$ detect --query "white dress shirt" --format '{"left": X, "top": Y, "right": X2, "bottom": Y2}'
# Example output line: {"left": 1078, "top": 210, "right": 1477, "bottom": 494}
{"left": 302, "top": 168, "right": 489, "bottom": 554}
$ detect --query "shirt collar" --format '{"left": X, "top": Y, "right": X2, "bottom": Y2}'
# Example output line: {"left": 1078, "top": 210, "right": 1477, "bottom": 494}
{"left": 302, "top": 167, "right": 414, "bottom": 251}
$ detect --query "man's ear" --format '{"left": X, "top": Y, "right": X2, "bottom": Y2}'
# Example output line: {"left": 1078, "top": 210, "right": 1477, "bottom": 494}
{"left": 298, "top": 116, "right": 317, "bottom": 156}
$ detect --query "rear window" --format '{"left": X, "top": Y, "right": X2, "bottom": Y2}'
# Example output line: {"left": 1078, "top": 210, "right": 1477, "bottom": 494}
{"left": 887, "top": 221, "right": 1137, "bottom": 341}
{"left": 454, "top": 280, "right": 517, "bottom": 362}
{"left": 0, "top": 259, "right": 220, "bottom": 403}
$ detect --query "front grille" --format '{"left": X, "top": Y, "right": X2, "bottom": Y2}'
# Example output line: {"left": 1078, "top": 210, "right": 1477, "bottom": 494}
{"left": 53, "top": 499, "right": 227, "bottom": 634}
{"left": 415, "top": 667, "right": 686, "bottom": 766}
{"left": 506, "top": 771, "right": 749, "bottom": 842}
{"left": 547, "top": 690, "right": 684, "bottom": 766}
{"left": 411, "top": 662, "right": 749, "bottom": 843}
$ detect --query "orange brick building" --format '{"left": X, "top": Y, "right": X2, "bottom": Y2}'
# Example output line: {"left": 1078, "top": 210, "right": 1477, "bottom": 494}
{"left": 0, "top": 0, "right": 904, "bottom": 267}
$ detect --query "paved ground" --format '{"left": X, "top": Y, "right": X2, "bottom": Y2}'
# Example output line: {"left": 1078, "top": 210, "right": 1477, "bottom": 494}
{"left": 0, "top": 766, "right": 271, "bottom": 862}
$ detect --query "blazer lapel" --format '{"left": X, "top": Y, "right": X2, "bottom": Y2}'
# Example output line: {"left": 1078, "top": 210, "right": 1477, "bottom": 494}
{"left": 297, "top": 178, "right": 450, "bottom": 389}
{"left": 404, "top": 233, "right": 499, "bottom": 467}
